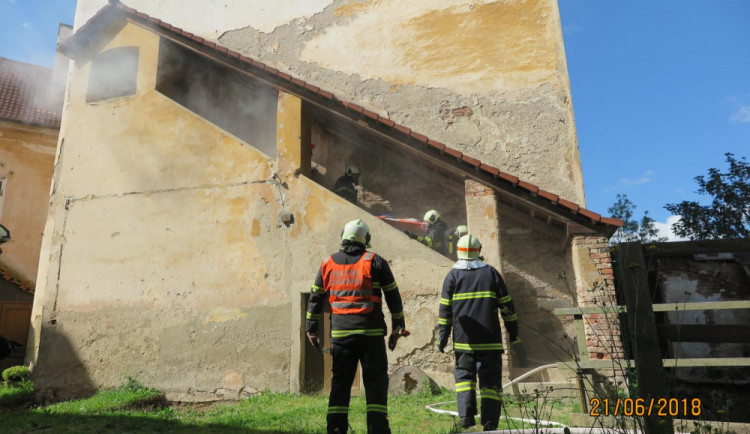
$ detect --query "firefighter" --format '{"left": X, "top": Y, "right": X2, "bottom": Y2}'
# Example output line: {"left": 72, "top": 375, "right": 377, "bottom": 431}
{"left": 334, "top": 165, "right": 361, "bottom": 203}
{"left": 405, "top": 210, "right": 449, "bottom": 256}
{"left": 306, "top": 219, "right": 406, "bottom": 434}
{"left": 437, "top": 234, "right": 522, "bottom": 431}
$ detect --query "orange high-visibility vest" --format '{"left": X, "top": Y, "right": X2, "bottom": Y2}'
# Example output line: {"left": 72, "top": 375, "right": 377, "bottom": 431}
{"left": 322, "top": 252, "right": 381, "bottom": 314}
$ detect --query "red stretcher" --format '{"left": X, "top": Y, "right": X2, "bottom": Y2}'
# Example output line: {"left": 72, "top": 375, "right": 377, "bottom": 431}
{"left": 376, "top": 216, "right": 427, "bottom": 235}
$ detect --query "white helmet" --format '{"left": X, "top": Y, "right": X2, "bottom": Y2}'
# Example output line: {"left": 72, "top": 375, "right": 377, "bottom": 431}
{"left": 341, "top": 219, "right": 371, "bottom": 246}
{"left": 457, "top": 234, "right": 481, "bottom": 260}
{"left": 345, "top": 166, "right": 361, "bottom": 177}
{"left": 423, "top": 210, "right": 442, "bottom": 225}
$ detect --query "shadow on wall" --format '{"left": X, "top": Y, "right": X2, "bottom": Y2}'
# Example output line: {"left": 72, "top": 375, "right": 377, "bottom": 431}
{"left": 32, "top": 325, "right": 96, "bottom": 402}
{"left": 504, "top": 268, "right": 576, "bottom": 365}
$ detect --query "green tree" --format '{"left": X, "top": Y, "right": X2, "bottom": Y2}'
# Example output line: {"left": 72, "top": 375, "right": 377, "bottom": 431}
{"left": 664, "top": 153, "right": 750, "bottom": 240}
{"left": 608, "top": 193, "right": 667, "bottom": 244}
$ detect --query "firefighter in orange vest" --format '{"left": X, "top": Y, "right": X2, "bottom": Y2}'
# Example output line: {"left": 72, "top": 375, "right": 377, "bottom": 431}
{"left": 306, "top": 219, "right": 406, "bottom": 434}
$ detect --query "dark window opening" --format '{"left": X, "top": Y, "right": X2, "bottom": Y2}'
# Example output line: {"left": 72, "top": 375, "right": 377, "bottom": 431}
{"left": 155, "top": 38, "right": 278, "bottom": 157}
{"left": 86, "top": 47, "right": 139, "bottom": 102}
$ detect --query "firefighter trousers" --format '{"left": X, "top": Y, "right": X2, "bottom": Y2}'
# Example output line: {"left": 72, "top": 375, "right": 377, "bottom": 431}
{"left": 454, "top": 351, "right": 503, "bottom": 429}
{"left": 327, "top": 335, "right": 391, "bottom": 434}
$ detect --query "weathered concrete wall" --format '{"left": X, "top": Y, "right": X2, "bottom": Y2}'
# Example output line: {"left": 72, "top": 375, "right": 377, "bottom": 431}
{"left": 32, "top": 21, "right": 454, "bottom": 399}
{"left": 500, "top": 207, "right": 578, "bottom": 364}
{"left": 0, "top": 121, "right": 57, "bottom": 284}
{"left": 75, "top": 0, "right": 586, "bottom": 206}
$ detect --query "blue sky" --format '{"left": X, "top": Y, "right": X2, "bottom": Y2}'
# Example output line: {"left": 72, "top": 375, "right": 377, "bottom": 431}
{"left": 560, "top": 0, "right": 750, "bottom": 236}
{"left": 0, "top": 0, "right": 77, "bottom": 66}
{"left": 1, "top": 0, "right": 748, "bottom": 238}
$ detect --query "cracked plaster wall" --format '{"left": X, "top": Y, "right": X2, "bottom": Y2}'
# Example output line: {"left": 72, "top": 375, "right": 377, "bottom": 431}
{"left": 75, "top": 0, "right": 586, "bottom": 205}
{"left": 31, "top": 21, "right": 456, "bottom": 398}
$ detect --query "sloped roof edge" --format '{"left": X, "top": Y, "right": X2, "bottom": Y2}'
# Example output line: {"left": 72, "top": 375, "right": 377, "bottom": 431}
{"left": 59, "top": 0, "right": 623, "bottom": 235}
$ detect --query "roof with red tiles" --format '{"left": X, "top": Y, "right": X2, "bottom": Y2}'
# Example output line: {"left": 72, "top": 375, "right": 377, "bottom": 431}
{"left": 0, "top": 57, "right": 65, "bottom": 129}
{"left": 59, "top": 0, "right": 623, "bottom": 235}
{"left": 0, "top": 260, "right": 35, "bottom": 295}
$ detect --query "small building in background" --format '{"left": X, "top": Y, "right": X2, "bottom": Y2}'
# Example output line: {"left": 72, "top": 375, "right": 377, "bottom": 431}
{"left": 0, "top": 55, "right": 65, "bottom": 370}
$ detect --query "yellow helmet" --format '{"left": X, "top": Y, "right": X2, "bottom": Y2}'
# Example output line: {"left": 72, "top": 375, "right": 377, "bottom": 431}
{"left": 457, "top": 234, "right": 481, "bottom": 260}
{"left": 423, "top": 210, "right": 442, "bottom": 224}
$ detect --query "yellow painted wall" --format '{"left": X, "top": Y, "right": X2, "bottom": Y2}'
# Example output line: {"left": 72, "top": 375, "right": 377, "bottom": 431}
{"left": 0, "top": 121, "right": 57, "bottom": 284}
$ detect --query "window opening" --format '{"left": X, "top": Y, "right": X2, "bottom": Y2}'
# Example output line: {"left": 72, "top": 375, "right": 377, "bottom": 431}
{"left": 86, "top": 46, "right": 139, "bottom": 102}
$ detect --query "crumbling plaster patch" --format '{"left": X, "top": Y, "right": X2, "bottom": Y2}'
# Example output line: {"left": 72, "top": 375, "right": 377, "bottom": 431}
{"left": 219, "top": 0, "right": 585, "bottom": 204}
{"left": 75, "top": 0, "right": 335, "bottom": 37}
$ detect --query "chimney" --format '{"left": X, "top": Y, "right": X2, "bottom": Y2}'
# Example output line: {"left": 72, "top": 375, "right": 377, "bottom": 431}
{"left": 53, "top": 23, "right": 73, "bottom": 85}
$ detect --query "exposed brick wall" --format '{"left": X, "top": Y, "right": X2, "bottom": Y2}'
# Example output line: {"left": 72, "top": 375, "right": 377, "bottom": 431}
{"left": 572, "top": 236, "right": 624, "bottom": 360}
{"left": 464, "top": 179, "right": 494, "bottom": 197}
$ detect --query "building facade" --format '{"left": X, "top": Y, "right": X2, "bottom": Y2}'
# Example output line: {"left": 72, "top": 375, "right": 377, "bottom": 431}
{"left": 29, "top": 1, "right": 621, "bottom": 400}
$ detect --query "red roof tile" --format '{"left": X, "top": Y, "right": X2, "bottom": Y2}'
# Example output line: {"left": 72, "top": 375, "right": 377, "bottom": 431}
{"left": 393, "top": 124, "right": 411, "bottom": 135}
{"left": 558, "top": 198, "right": 580, "bottom": 213}
{"left": 538, "top": 190, "right": 559, "bottom": 203}
{"left": 498, "top": 172, "right": 519, "bottom": 185}
{"left": 378, "top": 117, "right": 395, "bottom": 128}
{"left": 461, "top": 155, "right": 481, "bottom": 168}
{"left": 410, "top": 131, "right": 428, "bottom": 143}
{"left": 362, "top": 109, "right": 379, "bottom": 121}
{"left": 0, "top": 57, "right": 64, "bottom": 129}
{"left": 59, "top": 1, "right": 623, "bottom": 233}
{"left": 517, "top": 181, "right": 540, "bottom": 194}
{"left": 579, "top": 208, "right": 602, "bottom": 222}
{"left": 479, "top": 164, "right": 500, "bottom": 177}
{"left": 427, "top": 139, "right": 446, "bottom": 152}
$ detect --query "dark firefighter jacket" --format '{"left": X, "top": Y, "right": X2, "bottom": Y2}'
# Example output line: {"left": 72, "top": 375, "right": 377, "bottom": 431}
{"left": 416, "top": 220, "right": 449, "bottom": 256}
{"left": 333, "top": 175, "right": 357, "bottom": 203}
{"left": 306, "top": 242, "right": 405, "bottom": 339}
{"left": 438, "top": 263, "right": 518, "bottom": 352}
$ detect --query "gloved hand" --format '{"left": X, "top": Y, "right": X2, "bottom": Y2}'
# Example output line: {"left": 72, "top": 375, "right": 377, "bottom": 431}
{"left": 404, "top": 230, "right": 416, "bottom": 239}
{"left": 388, "top": 327, "right": 410, "bottom": 351}
{"left": 438, "top": 330, "right": 449, "bottom": 353}
{"left": 306, "top": 332, "right": 320, "bottom": 350}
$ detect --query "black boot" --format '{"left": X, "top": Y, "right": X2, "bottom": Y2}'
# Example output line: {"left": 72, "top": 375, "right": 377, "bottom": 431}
{"left": 460, "top": 416, "right": 475, "bottom": 428}
{"left": 483, "top": 420, "right": 498, "bottom": 431}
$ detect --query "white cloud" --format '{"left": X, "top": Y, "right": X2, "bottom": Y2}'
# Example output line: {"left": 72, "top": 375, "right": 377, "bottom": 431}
{"left": 653, "top": 215, "right": 688, "bottom": 242}
{"left": 730, "top": 106, "right": 750, "bottom": 123}
{"left": 604, "top": 170, "right": 653, "bottom": 191}
{"left": 563, "top": 24, "right": 582, "bottom": 35}
{"left": 22, "top": 22, "right": 32, "bottom": 29}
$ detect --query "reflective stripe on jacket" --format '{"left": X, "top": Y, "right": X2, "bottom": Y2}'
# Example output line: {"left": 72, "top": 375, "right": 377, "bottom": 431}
{"left": 322, "top": 252, "right": 381, "bottom": 315}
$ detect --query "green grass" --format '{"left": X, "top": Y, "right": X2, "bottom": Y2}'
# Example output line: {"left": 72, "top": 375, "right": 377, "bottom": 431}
{"left": 2, "top": 383, "right": 577, "bottom": 433}
{"left": 0, "top": 380, "right": 34, "bottom": 407}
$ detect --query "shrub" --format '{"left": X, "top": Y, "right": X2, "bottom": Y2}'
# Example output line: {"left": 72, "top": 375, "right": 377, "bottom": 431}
{"left": 2, "top": 365, "right": 30, "bottom": 383}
